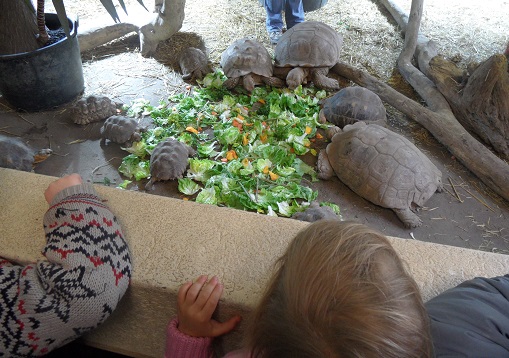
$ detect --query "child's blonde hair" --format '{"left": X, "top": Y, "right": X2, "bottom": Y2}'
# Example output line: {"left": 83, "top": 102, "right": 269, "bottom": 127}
{"left": 246, "top": 220, "right": 432, "bottom": 357}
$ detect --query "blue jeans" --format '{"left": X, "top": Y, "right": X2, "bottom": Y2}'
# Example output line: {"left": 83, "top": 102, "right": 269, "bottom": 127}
{"left": 264, "top": 0, "right": 304, "bottom": 33}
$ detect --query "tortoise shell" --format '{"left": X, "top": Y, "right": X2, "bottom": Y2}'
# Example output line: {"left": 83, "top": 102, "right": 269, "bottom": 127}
{"left": 72, "top": 95, "right": 118, "bottom": 125}
{"left": 0, "top": 135, "right": 35, "bottom": 172}
{"left": 318, "top": 122, "right": 443, "bottom": 227}
{"left": 220, "top": 38, "right": 274, "bottom": 78}
{"left": 145, "top": 138, "right": 196, "bottom": 190}
{"left": 274, "top": 21, "right": 343, "bottom": 69}
{"left": 320, "top": 87, "right": 387, "bottom": 128}
{"left": 100, "top": 116, "right": 142, "bottom": 145}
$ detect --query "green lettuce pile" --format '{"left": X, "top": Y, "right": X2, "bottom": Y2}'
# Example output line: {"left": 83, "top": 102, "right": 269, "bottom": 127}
{"left": 118, "top": 70, "right": 340, "bottom": 217}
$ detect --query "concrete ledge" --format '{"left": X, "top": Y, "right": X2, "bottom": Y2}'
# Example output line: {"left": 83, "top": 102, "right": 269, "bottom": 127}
{"left": 1, "top": 168, "right": 509, "bottom": 357}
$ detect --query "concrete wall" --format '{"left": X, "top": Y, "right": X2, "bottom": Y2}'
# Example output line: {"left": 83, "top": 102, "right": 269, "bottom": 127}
{"left": 2, "top": 168, "right": 508, "bottom": 357}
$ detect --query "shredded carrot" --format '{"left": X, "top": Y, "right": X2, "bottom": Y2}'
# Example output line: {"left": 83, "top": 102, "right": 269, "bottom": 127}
{"left": 186, "top": 126, "right": 199, "bottom": 134}
{"left": 182, "top": 197, "right": 189, "bottom": 201}
{"left": 260, "top": 132, "right": 268, "bottom": 143}
{"left": 258, "top": 99, "right": 266, "bottom": 104}
{"left": 269, "top": 171, "right": 279, "bottom": 180}
{"left": 236, "top": 114, "right": 244, "bottom": 121}
{"left": 305, "top": 126, "right": 312, "bottom": 134}
{"left": 226, "top": 150, "right": 238, "bottom": 161}
{"left": 315, "top": 133, "right": 323, "bottom": 139}
{"left": 242, "top": 133, "right": 249, "bottom": 145}
{"left": 262, "top": 166, "right": 269, "bottom": 174}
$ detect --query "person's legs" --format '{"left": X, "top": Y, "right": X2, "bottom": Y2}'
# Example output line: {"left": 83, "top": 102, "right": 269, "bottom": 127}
{"left": 265, "top": 0, "right": 284, "bottom": 33}
{"left": 284, "top": 0, "right": 304, "bottom": 29}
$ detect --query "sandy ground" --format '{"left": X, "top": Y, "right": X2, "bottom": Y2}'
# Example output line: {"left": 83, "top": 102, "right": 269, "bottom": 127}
{"left": 3, "top": 0, "right": 509, "bottom": 255}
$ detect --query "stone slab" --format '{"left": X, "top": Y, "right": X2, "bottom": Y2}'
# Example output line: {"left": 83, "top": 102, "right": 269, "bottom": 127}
{"left": 1, "top": 168, "right": 508, "bottom": 357}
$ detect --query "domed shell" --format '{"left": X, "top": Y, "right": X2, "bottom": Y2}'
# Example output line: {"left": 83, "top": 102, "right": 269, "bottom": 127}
{"left": 220, "top": 38, "right": 274, "bottom": 78}
{"left": 0, "top": 135, "right": 34, "bottom": 172}
{"left": 321, "top": 87, "right": 387, "bottom": 128}
{"left": 100, "top": 116, "right": 141, "bottom": 144}
{"left": 325, "top": 122, "right": 442, "bottom": 212}
{"left": 72, "top": 95, "right": 117, "bottom": 125}
{"left": 274, "top": 21, "right": 343, "bottom": 68}
{"left": 146, "top": 138, "right": 196, "bottom": 190}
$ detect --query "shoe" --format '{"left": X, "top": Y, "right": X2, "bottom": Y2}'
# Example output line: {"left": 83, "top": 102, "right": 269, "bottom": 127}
{"left": 269, "top": 30, "right": 283, "bottom": 45}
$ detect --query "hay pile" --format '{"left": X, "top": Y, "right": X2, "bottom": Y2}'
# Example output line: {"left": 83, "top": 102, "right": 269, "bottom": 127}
{"left": 56, "top": 0, "right": 507, "bottom": 81}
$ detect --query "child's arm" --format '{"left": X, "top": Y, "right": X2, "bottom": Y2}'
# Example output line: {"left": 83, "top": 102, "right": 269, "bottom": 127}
{"left": 0, "top": 174, "right": 132, "bottom": 356}
{"left": 165, "top": 275, "right": 242, "bottom": 358}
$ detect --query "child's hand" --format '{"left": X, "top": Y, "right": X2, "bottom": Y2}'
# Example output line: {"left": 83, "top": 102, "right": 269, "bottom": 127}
{"left": 44, "top": 174, "right": 83, "bottom": 204}
{"left": 177, "top": 275, "right": 241, "bottom": 338}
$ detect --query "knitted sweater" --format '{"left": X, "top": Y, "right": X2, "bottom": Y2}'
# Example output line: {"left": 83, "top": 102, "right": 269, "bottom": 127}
{"left": 0, "top": 183, "right": 132, "bottom": 357}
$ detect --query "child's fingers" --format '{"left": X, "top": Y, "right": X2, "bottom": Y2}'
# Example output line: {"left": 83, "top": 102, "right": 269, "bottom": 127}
{"left": 211, "top": 315, "right": 242, "bottom": 337}
{"left": 201, "top": 281, "right": 223, "bottom": 315}
{"left": 184, "top": 275, "right": 208, "bottom": 302}
{"left": 195, "top": 276, "right": 219, "bottom": 309}
{"left": 177, "top": 281, "right": 194, "bottom": 306}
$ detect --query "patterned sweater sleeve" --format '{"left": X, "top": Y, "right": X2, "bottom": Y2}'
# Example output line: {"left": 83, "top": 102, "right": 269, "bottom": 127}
{"left": 0, "top": 183, "right": 132, "bottom": 357}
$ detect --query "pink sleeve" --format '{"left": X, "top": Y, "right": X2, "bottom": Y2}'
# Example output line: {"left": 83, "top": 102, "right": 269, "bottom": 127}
{"left": 165, "top": 318, "right": 214, "bottom": 358}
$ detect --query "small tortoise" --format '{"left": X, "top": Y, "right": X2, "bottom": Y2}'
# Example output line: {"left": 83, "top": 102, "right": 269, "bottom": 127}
{"left": 273, "top": 21, "right": 343, "bottom": 91}
{"left": 317, "top": 122, "right": 443, "bottom": 228}
{"left": 220, "top": 37, "right": 285, "bottom": 92}
{"left": 100, "top": 116, "right": 144, "bottom": 147}
{"left": 178, "top": 47, "right": 212, "bottom": 82}
{"left": 0, "top": 135, "right": 52, "bottom": 172}
{"left": 292, "top": 201, "right": 340, "bottom": 222}
{"left": 319, "top": 87, "right": 387, "bottom": 128}
{"left": 145, "top": 138, "right": 196, "bottom": 190}
{"left": 72, "top": 95, "right": 118, "bottom": 125}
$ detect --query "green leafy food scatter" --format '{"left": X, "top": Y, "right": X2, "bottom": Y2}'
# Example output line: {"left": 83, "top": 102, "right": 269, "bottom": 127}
{"left": 119, "top": 69, "right": 335, "bottom": 217}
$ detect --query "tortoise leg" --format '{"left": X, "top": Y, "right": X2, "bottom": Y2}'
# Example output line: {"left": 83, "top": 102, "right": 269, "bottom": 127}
{"left": 145, "top": 177, "right": 156, "bottom": 191}
{"left": 223, "top": 77, "right": 240, "bottom": 90}
{"left": 242, "top": 74, "right": 256, "bottom": 92}
{"left": 286, "top": 67, "right": 309, "bottom": 89}
{"left": 393, "top": 208, "right": 422, "bottom": 228}
{"left": 316, "top": 150, "right": 335, "bottom": 180}
{"left": 311, "top": 68, "right": 340, "bottom": 92}
{"left": 262, "top": 76, "right": 286, "bottom": 88}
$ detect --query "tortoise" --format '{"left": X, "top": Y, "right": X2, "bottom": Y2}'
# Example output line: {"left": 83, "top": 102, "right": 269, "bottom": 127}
{"left": 317, "top": 122, "right": 443, "bottom": 228}
{"left": 220, "top": 37, "right": 285, "bottom": 92}
{"left": 319, "top": 87, "right": 387, "bottom": 128}
{"left": 0, "top": 135, "right": 52, "bottom": 172}
{"left": 292, "top": 201, "right": 340, "bottom": 222}
{"left": 178, "top": 47, "right": 212, "bottom": 82}
{"left": 100, "top": 116, "right": 144, "bottom": 147}
{"left": 273, "top": 21, "right": 343, "bottom": 91}
{"left": 72, "top": 95, "right": 118, "bottom": 125}
{"left": 145, "top": 138, "right": 196, "bottom": 190}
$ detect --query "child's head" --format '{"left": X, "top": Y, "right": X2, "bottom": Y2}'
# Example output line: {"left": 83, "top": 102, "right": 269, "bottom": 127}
{"left": 246, "top": 220, "right": 432, "bottom": 358}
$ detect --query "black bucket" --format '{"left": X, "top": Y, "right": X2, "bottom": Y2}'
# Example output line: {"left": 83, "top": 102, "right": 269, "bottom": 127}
{"left": 258, "top": 0, "right": 328, "bottom": 13}
{"left": 0, "top": 14, "right": 84, "bottom": 111}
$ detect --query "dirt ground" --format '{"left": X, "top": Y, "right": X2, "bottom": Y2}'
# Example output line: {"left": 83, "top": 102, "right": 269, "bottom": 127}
{"left": 2, "top": 0, "right": 508, "bottom": 256}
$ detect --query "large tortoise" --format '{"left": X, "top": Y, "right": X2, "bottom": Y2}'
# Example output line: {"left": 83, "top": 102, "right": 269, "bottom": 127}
{"left": 220, "top": 37, "right": 285, "bottom": 92}
{"left": 145, "top": 138, "right": 196, "bottom": 190}
{"left": 317, "top": 122, "right": 443, "bottom": 228}
{"left": 274, "top": 21, "right": 343, "bottom": 91}
{"left": 319, "top": 87, "right": 387, "bottom": 128}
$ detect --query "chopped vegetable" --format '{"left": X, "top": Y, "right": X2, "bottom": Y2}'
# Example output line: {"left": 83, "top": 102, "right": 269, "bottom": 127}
{"left": 119, "top": 69, "right": 336, "bottom": 217}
